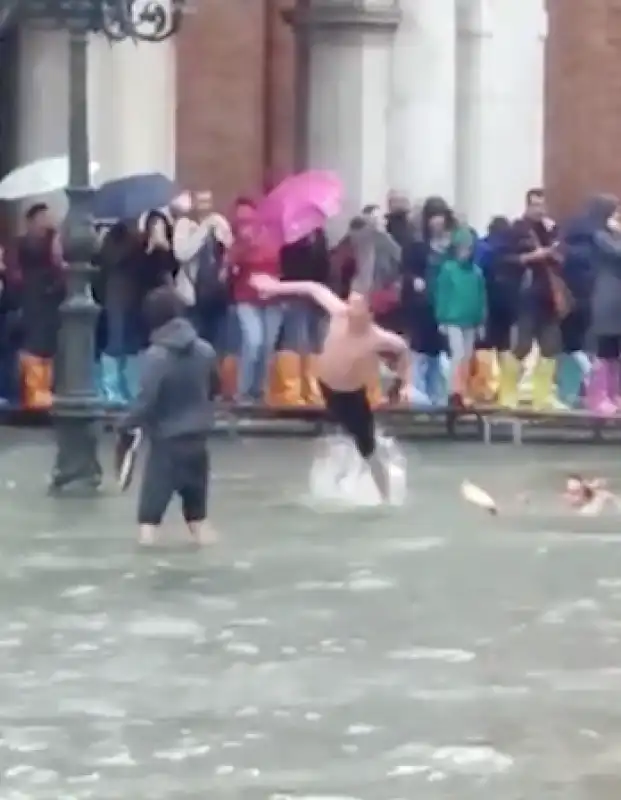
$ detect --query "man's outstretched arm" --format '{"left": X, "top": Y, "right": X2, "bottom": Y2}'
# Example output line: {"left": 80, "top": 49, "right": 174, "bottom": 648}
{"left": 250, "top": 274, "right": 346, "bottom": 315}
{"left": 373, "top": 327, "right": 410, "bottom": 388}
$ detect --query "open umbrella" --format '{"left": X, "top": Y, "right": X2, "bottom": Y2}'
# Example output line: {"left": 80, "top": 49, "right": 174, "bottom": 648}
{"left": 256, "top": 170, "right": 343, "bottom": 246}
{"left": 91, "top": 172, "right": 178, "bottom": 221}
{"left": 0, "top": 156, "right": 100, "bottom": 201}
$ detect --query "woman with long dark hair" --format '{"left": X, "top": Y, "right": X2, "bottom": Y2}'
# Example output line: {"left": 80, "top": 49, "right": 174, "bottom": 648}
{"left": 402, "top": 196, "right": 455, "bottom": 407}
{"left": 93, "top": 220, "right": 144, "bottom": 405}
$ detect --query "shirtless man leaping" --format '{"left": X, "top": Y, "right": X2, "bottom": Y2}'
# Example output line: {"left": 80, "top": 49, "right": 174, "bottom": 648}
{"left": 250, "top": 274, "right": 411, "bottom": 501}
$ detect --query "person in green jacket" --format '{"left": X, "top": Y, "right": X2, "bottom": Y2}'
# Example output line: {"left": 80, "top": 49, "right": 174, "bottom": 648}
{"left": 434, "top": 227, "right": 487, "bottom": 405}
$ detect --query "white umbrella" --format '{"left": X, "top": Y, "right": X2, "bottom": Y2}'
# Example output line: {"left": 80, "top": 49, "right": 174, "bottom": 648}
{"left": 0, "top": 156, "right": 100, "bottom": 201}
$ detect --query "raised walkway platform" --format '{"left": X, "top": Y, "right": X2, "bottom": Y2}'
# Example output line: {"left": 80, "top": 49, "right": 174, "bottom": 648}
{"left": 3, "top": 402, "right": 621, "bottom": 444}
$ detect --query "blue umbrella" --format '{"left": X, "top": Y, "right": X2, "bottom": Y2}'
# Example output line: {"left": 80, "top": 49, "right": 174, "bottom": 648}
{"left": 91, "top": 172, "right": 178, "bottom": 221}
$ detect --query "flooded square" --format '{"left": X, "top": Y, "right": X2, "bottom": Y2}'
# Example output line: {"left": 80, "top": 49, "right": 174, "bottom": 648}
{"left": 1, "top": 431, "right": 621, "bottom": 798}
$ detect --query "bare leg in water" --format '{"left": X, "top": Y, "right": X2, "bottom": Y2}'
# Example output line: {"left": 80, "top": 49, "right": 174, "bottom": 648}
{"left": 366, "top": 452, "right": 390, "bottom": 502}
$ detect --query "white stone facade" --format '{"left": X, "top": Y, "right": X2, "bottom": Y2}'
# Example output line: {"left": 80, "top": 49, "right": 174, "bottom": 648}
{"left": 15, "top": 27, "right": 176, "bottom": 184}
{"left": 304, "top": 0, "right": 547, "bottom": 232}
{"left": 10, "top": 0, "right": 547, "bottom": 233}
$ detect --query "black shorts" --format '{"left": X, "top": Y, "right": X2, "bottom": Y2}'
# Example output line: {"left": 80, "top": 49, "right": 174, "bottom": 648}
{"left": 138, "top": 436, "right": 210, "bottom": 525}
{"left": 319, "top": 381, "right": 375, "bottom": 459}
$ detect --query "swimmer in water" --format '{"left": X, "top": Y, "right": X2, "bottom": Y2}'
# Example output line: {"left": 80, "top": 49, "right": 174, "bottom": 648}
{"left": 250, "top": 274, "right": 411, "bottom": 501}
{"left": 563, "top": 474, "right": 619, "bottom": 515}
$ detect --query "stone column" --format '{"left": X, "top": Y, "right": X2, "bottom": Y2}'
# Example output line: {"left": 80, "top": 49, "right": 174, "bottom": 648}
{"left": 288, "top": 1, "right": 400, "bottom": 235}
{"left": 16, "top": 27, "right": 176, "bottom": 192}
{"left": 387, "top": 0, "right": 457, "bottom": 205}
{"left": 16, "top": 27, "right": 69, "bottom": 216}
{"left": 105, "top": 38, "right": 176, "bottom": 180}
{"left": 455, "top": 0, "right": 547, "bottom": 230}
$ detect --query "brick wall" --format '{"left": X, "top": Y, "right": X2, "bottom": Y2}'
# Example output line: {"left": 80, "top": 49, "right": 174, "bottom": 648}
{"left": 175, "top": 0, "right": 295, "bottom": 212}
{"left": 545, "top": 0, "right": 621, "bottom": 217}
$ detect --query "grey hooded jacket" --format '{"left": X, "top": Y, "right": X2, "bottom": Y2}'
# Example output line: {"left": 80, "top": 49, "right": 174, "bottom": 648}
{"left": 349, "top": 222, "right": 402, "bottom": 296}
{"left": 587, "top": 194, "right": 621, "bottom": 337}
{"left": 121, "top": 317, "right": 218, "bottom": 440}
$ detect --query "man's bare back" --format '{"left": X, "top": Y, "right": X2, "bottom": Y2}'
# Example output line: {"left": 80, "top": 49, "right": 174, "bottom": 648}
{"left": 250, "top": 274, "right": 410, "bottom": 396}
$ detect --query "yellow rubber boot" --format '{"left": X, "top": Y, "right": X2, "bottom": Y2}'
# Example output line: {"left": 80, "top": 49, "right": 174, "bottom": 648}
{"left": 366, "top": 369, "right": 385, "bottom": 409}
{"left": 497, "top": 352, "right": 521, "bottom": 409}
{"left": 219, "top": 356, "right": 238, "bottom": 400}
{"left": 468, "top": 350, "right": 498, "bottom": 405}
{"left": 531, "top": 356, "right": 568, "bottom": 412}
{"left": 301, "top": 355, "right": 324, "bottom": 406}
{"left": 266, "top": 351, "right": 304, "bottom": 407}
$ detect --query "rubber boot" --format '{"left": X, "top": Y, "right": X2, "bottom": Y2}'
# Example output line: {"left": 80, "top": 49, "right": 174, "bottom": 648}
{"left": 556, "top": 352, "right": 588, "bottom": 408}
{"left": 609, "top": 359, "right": 621, "bottom": 409}
{"left": 449, "top": 358, "right": 468, "bottom": 408}
{"left": 586, "top": 359, "right": 617, "bottom": 416}
{"left": 531, "top": 357, "right": 568, "bottom": 411}
{"left": 468, "top": 350, "right": 498, "bottom": 405}
{"left": 20, "top": 353, "right": 53, "bottom": 409}
{"left": 366, "top": 368, "right": 385, "bottom": 409}
{"left": 425, "top": 354, "right": 449, "bottom": 407}
{"left": 267, "top": 351, "right": 304, "bottom": 407}
{"left": 410, "top": 352, "right": 432, "bottom": 408}
{"left": 497, "top": 352, "right": 521, "bottom": 409}
{"left": 518, "top": 345, "right": 539, "bottom": 404}
{"left": 435, "top": 353, "right": 450, "bottom": 407}
{"left": 97, "top": 353, "right": 126, "bottom": 405}
{"left": 301, "top": 354, "right": 324, "bottom": 406}
{"left": 219, "top": 356, "right": 238, "bottom": 400}
{"left": 122, "top": 355, "right": 141, "bottom": 402}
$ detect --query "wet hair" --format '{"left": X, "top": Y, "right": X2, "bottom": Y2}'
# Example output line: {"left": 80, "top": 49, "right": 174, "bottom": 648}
{"left": 144, "top": 209, "right": 173, "bottom": 245}
{"left": 349, "top": 216, "right": 367, "bottom": 231}
{"left": 567, "top": 473, "right": 595, "bottom": 502}
{"left": 525, "top": 188, "right": 544, "bottom": 206}
{"left": 420, "top": 196, "right": 456, "bottom": 239}
{"left": 25, "top": 202, "right": 49, "bottom": 220}
{"left": 487, "top": 215, "right": 511, "bottom": 237}
{"left": 143, "top": 286, "right": 185, "bottom": 331}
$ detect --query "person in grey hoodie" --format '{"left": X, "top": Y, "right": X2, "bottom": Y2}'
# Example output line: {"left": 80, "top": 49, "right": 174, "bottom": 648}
{"left": 585, "top": 193, "right": 621, "bottom": 415}
{"left": 120, "top": 286, "right": 220, "bottom": 545}
{"left": 351, "top": 205, "right": 402, "bottom": 329}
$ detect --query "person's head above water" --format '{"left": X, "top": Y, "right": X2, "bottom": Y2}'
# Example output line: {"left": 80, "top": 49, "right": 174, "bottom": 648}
{"left": 346, "top": 291, "right": 372, "bottom": 331}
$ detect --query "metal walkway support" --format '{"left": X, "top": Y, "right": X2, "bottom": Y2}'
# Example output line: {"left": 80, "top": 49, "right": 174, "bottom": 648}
{"left": 481, "top": 415, "right": 524, "bottom": 445}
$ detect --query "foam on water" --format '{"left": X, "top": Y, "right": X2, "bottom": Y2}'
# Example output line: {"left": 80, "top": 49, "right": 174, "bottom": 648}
{"left": 308, "top": 433, "right": 407, "bottom": 507}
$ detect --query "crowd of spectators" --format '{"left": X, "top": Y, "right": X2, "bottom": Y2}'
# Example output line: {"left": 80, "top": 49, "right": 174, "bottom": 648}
{"left": 1, "top": 186, "right": 620, "bottom": 416}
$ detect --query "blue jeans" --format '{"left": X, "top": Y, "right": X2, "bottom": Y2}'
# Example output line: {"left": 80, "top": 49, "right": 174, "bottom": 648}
{"left": 280, "top": 300, "right": 325, "bottom": 353}
{"left": 236, "top": 303, "right": 285, "bottom": 400}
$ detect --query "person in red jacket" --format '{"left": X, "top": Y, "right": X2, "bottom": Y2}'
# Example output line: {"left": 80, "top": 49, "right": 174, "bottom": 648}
{"left": 229, "top": 198, "right": 284, "bottom": 403}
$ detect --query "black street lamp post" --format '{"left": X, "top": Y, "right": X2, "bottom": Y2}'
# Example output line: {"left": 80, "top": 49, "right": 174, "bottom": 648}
{"left": 0, "top": 0, "right": 185, "bottom": 492}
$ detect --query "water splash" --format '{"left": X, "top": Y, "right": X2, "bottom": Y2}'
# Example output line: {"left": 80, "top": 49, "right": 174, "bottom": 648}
{"left": 307, "top": 434, "right": 407, "bottom": 508}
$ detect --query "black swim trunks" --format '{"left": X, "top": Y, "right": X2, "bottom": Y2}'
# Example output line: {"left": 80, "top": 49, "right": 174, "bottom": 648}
{"left": 318, "top": 381, "right": 375, "bottom": 459}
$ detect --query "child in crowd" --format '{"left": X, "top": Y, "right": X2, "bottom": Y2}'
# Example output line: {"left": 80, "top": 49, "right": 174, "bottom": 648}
{"left": 435, "top": 227, "right": 487, "bottom": 407}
